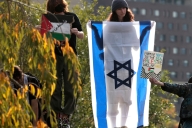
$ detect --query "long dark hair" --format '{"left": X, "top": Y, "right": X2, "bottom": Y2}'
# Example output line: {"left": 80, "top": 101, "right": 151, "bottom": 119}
{"left": 107, "top": 9, "right": 134, "bottom": 22}
{"left": 46, "top": 0, "right": 68, "bottom": 13}
{"left": 13, "top": 66, "right": 22, "bottom": 80}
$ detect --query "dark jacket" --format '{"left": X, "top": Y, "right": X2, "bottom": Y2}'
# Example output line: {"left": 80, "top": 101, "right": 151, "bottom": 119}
{"left": 13, "top": 74, "right": 41, "bottom": 103}
{"left": 55, "top": 12, "right": 83, "bottom": 56}
{"left": 13, "top": 74, "right": 42, "bottom": 120}
{"left": 27, "top": 74, "right": 42, "bottom": 101}
{"left": 162, "top": 83, "right": 192, "bottom": 119}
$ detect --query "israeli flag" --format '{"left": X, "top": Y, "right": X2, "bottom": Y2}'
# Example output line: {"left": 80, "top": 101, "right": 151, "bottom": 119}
{"left": 87, "top": 21, "right": 156, "bottom": 128}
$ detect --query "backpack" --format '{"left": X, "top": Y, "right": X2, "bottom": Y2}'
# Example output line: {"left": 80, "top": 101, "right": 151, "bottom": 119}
{"left": 25, "top": 72, "right": 42, "bottom": 89}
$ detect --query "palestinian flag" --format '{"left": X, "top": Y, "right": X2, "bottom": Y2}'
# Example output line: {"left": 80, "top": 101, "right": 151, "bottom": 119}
{"left": 148, "top": 67, "right": 154, "bottom": 73}
{"left": 40, "top": 14, "right": 74, "bottom": 41}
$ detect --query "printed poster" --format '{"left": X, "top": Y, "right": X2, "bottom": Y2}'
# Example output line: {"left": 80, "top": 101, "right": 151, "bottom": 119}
{"left": 141, "top": 51, "right": 164, "bottom": 80}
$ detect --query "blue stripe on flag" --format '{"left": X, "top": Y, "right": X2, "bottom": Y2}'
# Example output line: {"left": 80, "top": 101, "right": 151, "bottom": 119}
{"left": 91, "top": 21, "right": 107, "bottom": 128}
{"left": 137, "top": 21, "right": 152, "bottom": 127}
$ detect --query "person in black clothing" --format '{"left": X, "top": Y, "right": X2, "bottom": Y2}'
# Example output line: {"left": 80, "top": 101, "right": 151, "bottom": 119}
{"left": 149, "top": 77, "right": 192, "bottom": 128}
{"left": 46, "top": 0, "right": 84, "bottom": 128}
{"left": 12, "top": 66, "right": 41, "bottom": 128}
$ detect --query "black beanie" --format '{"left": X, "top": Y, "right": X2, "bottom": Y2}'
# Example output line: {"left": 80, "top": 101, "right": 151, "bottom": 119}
{"left": 111, "top": 0, "right": 129, "bottom": 12}
{"left": 188, "top": 76, "right": 192, "bottom": 83}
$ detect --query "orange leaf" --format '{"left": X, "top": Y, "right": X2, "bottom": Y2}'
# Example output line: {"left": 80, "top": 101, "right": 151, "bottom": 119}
{"left": 37, "top": 119, "right": 48, "bottom": 128}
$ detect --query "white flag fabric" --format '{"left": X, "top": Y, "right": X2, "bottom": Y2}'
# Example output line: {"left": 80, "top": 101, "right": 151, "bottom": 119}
{"left": 87, "top": 21, "right": 156, "bottom": 128}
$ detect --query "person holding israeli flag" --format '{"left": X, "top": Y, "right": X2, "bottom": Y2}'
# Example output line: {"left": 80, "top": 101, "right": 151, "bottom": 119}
{"left": 107, "top": 0, "right": 135, "bottom": 22}
{"left": 87, "top": 0, "right": 156, "bottom": 127}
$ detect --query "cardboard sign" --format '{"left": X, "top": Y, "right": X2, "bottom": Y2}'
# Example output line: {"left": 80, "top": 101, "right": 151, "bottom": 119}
{"left": 141, "top": 51, "right": 164, "bottom": 80}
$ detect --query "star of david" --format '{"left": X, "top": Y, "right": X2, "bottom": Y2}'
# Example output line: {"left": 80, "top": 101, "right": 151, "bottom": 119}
{"left": 107, "top": 60, "right": 136, "bottom": 89}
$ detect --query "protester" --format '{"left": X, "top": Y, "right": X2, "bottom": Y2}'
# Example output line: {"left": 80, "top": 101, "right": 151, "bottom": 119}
{"left": 46, "top": 0, "right": 84, "bottom": 127}
{"left": 12, "top": 66, "right": 41, "bottom": 128}
{"left": 107, "top": 0, "right": 134, "bottom": 22}
{"left": 149, "top": 77, "right": 192, "bottom": 128}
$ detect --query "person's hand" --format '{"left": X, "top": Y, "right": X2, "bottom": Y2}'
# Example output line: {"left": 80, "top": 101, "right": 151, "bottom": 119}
{"left": 35, "top": 25, "right": 41, "bottom": 31}
{"left": 71, "top": 28, "right": 84, "bottom": 39}
{"left": 87, "top": 20, "right": 91, "bottom": 27}
{"left": 149, "top": 78, "right": 158, "bottom": 84}
{"left": 60, "top": 41, "right": 65, "bottom": 47}
{"left": 149, "top": 78, "right": 164, "bottom": 86}
{"left": 71, "top": 28, "right": 79, "bottom": 35}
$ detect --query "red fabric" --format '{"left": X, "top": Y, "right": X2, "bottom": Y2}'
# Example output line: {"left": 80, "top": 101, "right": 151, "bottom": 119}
{"left": 40, "top": 15, "right": 53, "bottom": 36}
